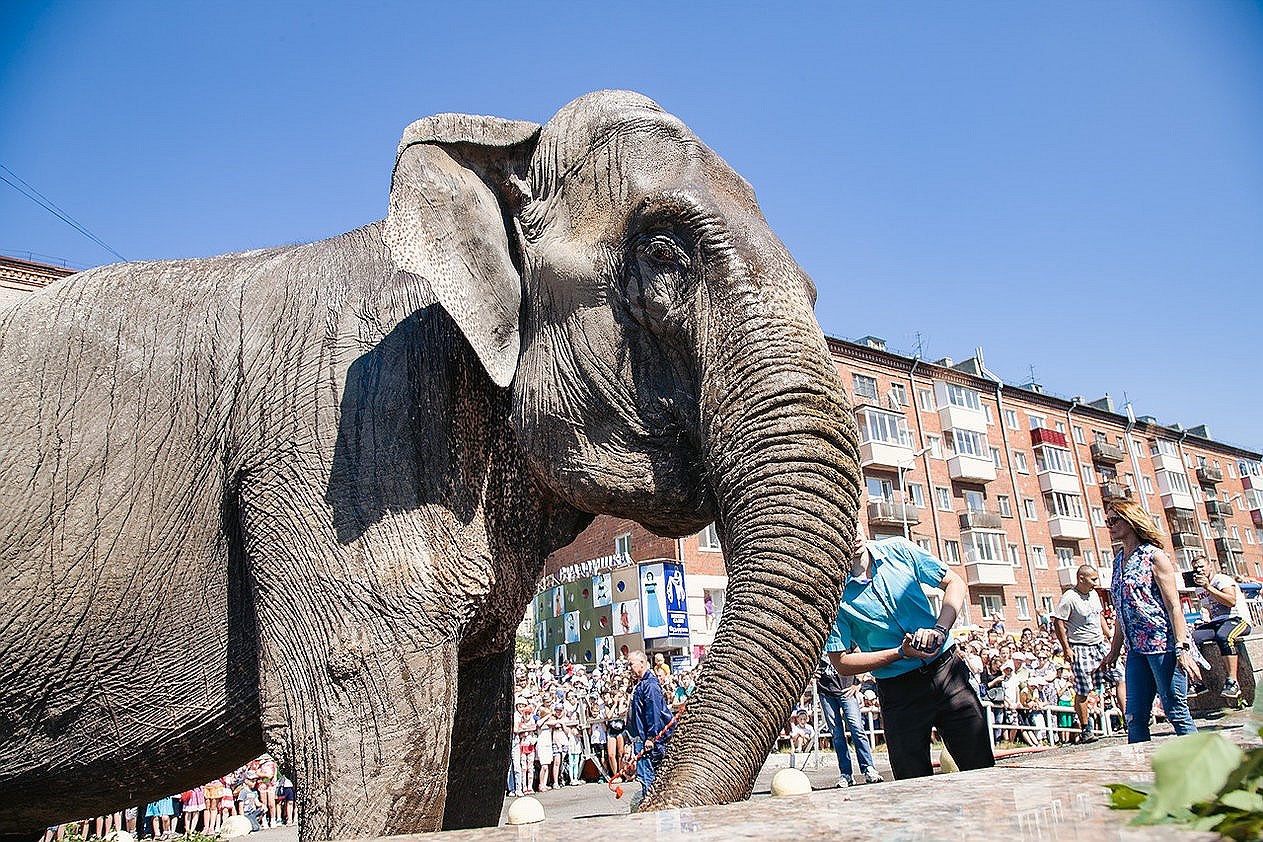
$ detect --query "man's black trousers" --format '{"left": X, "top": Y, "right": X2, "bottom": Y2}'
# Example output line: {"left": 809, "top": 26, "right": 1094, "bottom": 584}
{"left": 875, "top": 648, "right": 995, "bottom": 779}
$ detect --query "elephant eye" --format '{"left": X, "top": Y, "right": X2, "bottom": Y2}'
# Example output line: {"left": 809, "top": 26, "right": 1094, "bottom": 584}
{"left": 638, "top": 234, "right": 690, "bottom": 272}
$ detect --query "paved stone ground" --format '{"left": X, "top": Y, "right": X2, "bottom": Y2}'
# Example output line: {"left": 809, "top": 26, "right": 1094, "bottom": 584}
{"left": 245, "top": 707, "right": 1248, "bottom": 838}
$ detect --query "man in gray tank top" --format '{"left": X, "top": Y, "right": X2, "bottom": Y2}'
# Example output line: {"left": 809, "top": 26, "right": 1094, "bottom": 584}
{"left": 1052, "top": 565, "right": 1125, "bottom": 742}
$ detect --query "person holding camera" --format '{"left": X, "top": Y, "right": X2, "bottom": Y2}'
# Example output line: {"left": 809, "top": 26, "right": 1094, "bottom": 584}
{"left": 825, "top": 525, "right": 993, "bottom": 779}
{"left": 1190, "top": 555, "right": 1251, "bottom": 698}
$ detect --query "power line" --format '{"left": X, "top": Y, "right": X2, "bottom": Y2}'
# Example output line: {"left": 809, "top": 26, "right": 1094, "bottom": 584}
{"left": 0, "top": 163, "right": 126, "bottom": 262}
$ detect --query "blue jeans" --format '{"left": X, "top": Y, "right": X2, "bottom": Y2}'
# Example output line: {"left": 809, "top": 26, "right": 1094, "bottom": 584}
{"left": 818, "top": 691, "right": 875, "bottom": 779}
{"left": 1125, "top": 651, "right": 1198, "bottom": 743}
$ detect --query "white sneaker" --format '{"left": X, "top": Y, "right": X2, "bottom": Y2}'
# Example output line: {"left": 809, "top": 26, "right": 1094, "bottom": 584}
{"left": 863, "top": 767, "right": 884, "bottom": 784}
{"left": 836, "top": 776, "right": 852, "bottom": 788}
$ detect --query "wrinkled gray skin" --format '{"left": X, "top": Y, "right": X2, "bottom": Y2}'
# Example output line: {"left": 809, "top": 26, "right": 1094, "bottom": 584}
{"left": 0, "top": 91, "right": 859, "bottom": 839}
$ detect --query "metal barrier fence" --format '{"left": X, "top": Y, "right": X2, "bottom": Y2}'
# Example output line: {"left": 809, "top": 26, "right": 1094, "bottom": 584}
{"left": 781, "top": 697, "right": 1126, "bottom": 765}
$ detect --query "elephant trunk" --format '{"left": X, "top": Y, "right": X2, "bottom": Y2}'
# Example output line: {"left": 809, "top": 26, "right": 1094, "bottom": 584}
{"left": 642, "top": 283, "right": 862, "bottom": 808}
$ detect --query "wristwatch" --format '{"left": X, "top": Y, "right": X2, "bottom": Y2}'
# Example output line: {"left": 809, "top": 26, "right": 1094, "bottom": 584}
{"left": 933, "top": 624, "right": 949, "bottom": 637}
{"left": 1176, "top": 640, "right": 1191, "bottom": 652}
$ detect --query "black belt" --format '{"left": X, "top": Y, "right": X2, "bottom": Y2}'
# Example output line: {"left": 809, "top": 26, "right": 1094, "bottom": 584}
{"left": 878, "top": 646, "right": 957, "bottom": 685}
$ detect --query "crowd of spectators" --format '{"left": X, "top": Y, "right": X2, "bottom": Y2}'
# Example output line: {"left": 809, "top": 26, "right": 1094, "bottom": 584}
{"left": 509, "top": 653, "right": 694, "bottom": 796}
{"left": 42, "top": 755, "right": 294, "bottom": 841}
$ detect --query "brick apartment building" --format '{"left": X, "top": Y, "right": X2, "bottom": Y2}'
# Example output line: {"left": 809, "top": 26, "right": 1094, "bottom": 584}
{"left": 543, "top": 334, "right": 1263, "bottom": 660}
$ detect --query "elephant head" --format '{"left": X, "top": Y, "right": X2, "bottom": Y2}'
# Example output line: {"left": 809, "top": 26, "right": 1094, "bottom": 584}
{"left": 384, "top": 91, "right": 862, "bottom": 809}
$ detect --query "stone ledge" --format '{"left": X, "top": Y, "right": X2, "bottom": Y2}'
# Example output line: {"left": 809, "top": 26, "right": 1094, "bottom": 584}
{"left": 346, "top": 728, "right": 1256, "bottom": 842}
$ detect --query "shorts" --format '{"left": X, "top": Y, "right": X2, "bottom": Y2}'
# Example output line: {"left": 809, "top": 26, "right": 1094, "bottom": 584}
{"left": 537, "top": 745, "right": 554, "bottom": 764}
{"left": 277, "top": 786, "right": 295, "bottom": 801}
{"left": 1070, "top": 641, "right": 1122, "bottom": 697}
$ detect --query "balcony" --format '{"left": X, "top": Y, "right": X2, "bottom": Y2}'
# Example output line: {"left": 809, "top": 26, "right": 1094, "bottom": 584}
{"left": 867, "top": 500, "right": 920, "bottom": 528}
{"left": 1215, "top": 537, "right": 1244, "bottom": 555}
{"left": 1038, "top": 469, "right": 1080, "bottom": 495}
{"left": 1171, "top": 532, "right": 1203, "bottom": 550}
{"left": 964, "top": 561, "right": 1017, "bottom": 587}
{"left": 1150, "top": 451, "right": 1184, "bottom": 474}
{"left": 1196, "top": 465, "right": 1224, "bottom": 485}
{"left": 859, "top": 439, "right": 915, "bottom": 470}
{"left": 1057, "top": 566, "right": 1080, "bottom": 589}
{"left": 1100, "top": 481, "right": 1130, "bottom": 501}
{"left": 948, "top": 454, "right": 996, "bottom": 483}
{"left": 1161, "top": 490, "right": 1196, "bottom": 512}
{"left": 1206, "top": 499, "right": 1234, "bottom": 519}
{"left": 959, "top": 510, "right": 1003, "bottom": 531}
{"left": 1048, "top": 516, "right": 1091, "bottom": 541}
{"left": 1031, "top": 427, "right": 1069, "bottom": 448}
{"left": 1091, "top": 442, "right": 1125, "bottom": 464}
{"left": 1169, "top": 514, "right": 1198, "bottom": 535}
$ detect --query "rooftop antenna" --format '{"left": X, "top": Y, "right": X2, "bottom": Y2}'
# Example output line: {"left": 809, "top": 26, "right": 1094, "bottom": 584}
{"left": 915, "top": 332, "right": 925, "bottom": 358}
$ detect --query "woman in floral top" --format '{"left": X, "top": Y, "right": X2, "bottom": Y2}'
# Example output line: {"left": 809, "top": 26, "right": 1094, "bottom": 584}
{"left": 1102, "top": 499, "right": 1201, "bottom": 742}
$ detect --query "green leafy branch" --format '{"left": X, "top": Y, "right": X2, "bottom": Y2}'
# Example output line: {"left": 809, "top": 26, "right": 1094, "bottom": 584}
{"left": 1107, "top": 730, "right": 1263, "bottom": 841}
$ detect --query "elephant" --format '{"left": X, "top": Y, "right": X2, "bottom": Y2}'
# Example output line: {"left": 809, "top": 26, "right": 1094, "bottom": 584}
{"left": 0, "top": 90, "right": 861, "bottom": 840}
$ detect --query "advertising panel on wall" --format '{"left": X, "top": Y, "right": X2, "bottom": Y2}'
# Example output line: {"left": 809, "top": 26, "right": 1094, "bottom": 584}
{"left": 640, "top": 561, "right": 689, "bottom": 640}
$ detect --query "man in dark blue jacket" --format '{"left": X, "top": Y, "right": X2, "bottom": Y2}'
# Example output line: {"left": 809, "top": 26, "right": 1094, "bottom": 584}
{"left": 627, "top": 649, "right": 672, "bottom": 798}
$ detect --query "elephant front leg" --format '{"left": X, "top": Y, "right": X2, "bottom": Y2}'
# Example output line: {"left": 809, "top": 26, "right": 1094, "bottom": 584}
{"left": 441, "top": 647, "right": 515, "bottom": 830}
{"left": 257, "top": 621, "right": 458, "bottom": 840}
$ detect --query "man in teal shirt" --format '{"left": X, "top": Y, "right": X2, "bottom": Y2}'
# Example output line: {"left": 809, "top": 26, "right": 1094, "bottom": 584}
{"left": 826, "top": 525, "right": 993, "bottom": 778}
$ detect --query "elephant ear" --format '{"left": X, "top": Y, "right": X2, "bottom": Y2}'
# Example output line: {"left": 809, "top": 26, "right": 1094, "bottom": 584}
{"left": 384, "top": 114, "right": 540, "bottom": 388}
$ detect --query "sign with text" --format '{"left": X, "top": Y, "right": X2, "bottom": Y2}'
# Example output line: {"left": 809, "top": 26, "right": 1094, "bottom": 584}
{"left": 640, "top": 561, "right": 689, "bottom": 640}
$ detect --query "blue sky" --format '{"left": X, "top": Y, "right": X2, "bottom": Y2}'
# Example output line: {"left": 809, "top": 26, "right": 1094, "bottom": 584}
{"left": 3, "top": 1, "right": 1261, "bottom": 449}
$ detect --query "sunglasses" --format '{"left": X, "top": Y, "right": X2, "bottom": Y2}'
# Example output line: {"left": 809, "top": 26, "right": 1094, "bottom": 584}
{"left": 1105, "top": 515, "right": 1123, "bottom": 526}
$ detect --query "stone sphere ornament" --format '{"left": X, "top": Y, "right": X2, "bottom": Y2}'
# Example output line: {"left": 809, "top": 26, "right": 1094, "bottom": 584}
{"left": 770, "top": 767, "right": 812, "bottom": 796}
{"left": 507, "top": 795, "right": 546, "bottom": 824}
{"left": 218, "top": 815, "right": 254, "bottom": 838}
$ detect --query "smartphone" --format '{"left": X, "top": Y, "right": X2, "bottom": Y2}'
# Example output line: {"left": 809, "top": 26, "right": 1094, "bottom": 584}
{"left": 1182, "top": 571, "right": 1198, "bottom": 589}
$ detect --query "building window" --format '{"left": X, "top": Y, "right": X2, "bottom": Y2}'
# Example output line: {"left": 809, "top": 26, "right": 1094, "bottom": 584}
{"left": 1247, "top": 530, "right": 1255, "bottom": 546}
{"left": 699, "top": 523, "right": 722, "bottom": 551}
{"left": 917, "top": 387, "right": 934, "bottom": 411}
{"left": 1004, "top": 408, "right": 1019, "bottom": 430}
{"left": 857, "top": 407, "right": 912, "bottom": 447}
{"left": 1201, "top": 520, "right": 1212, "bottom": 538}
{"left": 1232, "top": 525, "right": 1241, "bottom": 540}
{"left": 1081, "top": 463, "right": 1095, "bottom": 485}
{"left": 1014, "top": 451, "right": 1029, "bottom": 474}
{"left": 1091, "top": 507, "right": 1105, "bottom": 527}
{"left": 1007, "top": 544, "right": 1021, "bottom": 567}
{"left": 1142, "top": 475, "right": 1155, "bottom": 495}
{"left": 853, "top": 374, "right": 879, "bottom": 402}
{"left": 916, "top": 537, "right": 934, "bottom": 552}
{"left": 907, "top": 483, "right": 926, "bottom": 508}
{"left": 1029, "top": 414, "right": 1045, "bottom": 431}
{"left": 1034, "top": 444, "right": 1075, "bottom": 475}
{"left": 964, "top": 489, "right": 986, "bottom": 512}
{"left": 983, "top": 405, "right": 994, "bottom": 425}
{"left": 943, "top": 540, "right": 961, "bottom": 565}
{"left": 998, "top": 495, "right": 1013, "bottom": 517}
{"left": 968, "top": 530, "right": 1006, "bottom": 563}
{"left": 1093, "top": 430, "right": 1108, "bottom": 445}
{"left": 1044, "top": 492, "right": 1086, "bottom": 519}
{"left": 1073, "top": 426, "right": 1085, "bottom": 445}
{"left": 1031, "top": 545, "right": 1048, "bottom": 568}
{"left": 979, "top": 594, "right": 1003, "bottom": 619}
{"left": 1023, "top": 498, "right": 1038, "bottom": 520}
{"left": 1084, "top": 549, "right": 1095, "bottom": 566}
{"left": 946, "top": 383, "right": 982, "bottom": 411}
{"left": 927, "top": 435, "right": 943, "bottom": 459}
{"left": 889, "top": 382, "right": 908, "bottom": 406}
{"left": 1015, "top": 595, "right": 1031, "bottom": 621}
{"left": 948, "top": 428, "right": 989, "bottom": 459}
{"left": 1053, "top": 420, "right": 1066, "bottom": 434}
{"left": 615, "top": 533, "right": 631, "bottom": 557}
{"left": 935, "top": 486, "right": 953, "bottom": 512}
{"left": 1040, "top": 596, "right": 1055, "bottom": 617}
{"left": 1055, "top": 546, "right": 1075, "bottom": 569}
{"left": 991, "top": 447, "right": 1003, "bottom": 468}
{"left": 867, "top": 477, "right": 894, "bottom": 501}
